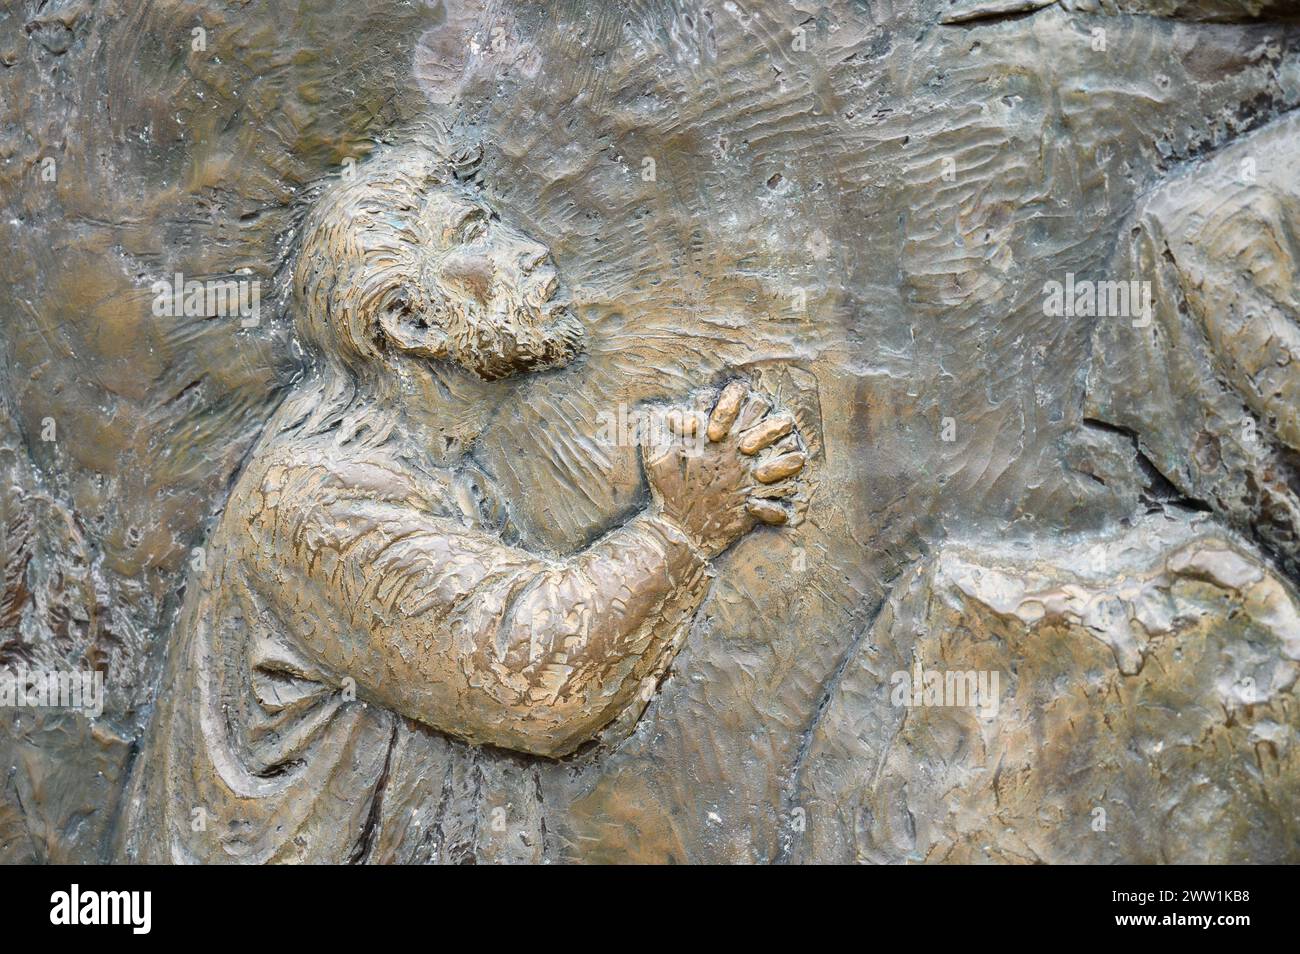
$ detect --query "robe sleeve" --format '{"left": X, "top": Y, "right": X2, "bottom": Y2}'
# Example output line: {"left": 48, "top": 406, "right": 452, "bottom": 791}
{"left": 241, "top": 456, "right": 709, "bottom": 757}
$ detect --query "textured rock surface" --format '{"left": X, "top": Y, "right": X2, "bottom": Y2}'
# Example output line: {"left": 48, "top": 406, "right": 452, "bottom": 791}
{"left": 2, "top": 0, "right": 1299, "bottom": 862}
{"left": 792, "top": 513, "right": 1300, "bottom": 863}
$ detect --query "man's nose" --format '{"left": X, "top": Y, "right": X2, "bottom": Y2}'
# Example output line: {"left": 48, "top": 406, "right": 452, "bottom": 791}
{"left": 511, "top": 238, "right": 550, "bottom": 274}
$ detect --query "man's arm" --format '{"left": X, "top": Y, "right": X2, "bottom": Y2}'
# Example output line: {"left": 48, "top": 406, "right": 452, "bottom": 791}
{"left": 241, "top": 383, "right": 805, "bottom": 758}
{"left": 243, "top": 455, "right": 709, "bottom": 757}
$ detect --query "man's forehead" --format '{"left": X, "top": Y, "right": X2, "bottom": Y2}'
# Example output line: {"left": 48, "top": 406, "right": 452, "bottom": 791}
{"left": 425, "top": 189, "right": 488, "bottom": 223}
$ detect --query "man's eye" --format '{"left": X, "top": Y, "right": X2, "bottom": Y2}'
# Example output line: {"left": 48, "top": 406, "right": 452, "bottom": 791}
{"left": 457, "top": 215, "right": 488, "bottom": 242}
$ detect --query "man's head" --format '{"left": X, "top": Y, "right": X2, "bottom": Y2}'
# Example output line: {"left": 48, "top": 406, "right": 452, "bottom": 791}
{"left": 295, "top": 146, "right": 583, "bottom": 381}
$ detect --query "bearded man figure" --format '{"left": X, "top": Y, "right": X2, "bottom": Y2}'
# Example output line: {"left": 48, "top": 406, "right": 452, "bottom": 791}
{"left": 116, "top": 144, "right": 810, "bottom": 863}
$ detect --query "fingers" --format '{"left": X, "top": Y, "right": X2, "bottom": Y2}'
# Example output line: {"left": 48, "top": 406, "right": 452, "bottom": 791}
{"left": 707, "top": 381, "right": 747, "bottom": 442}
{"left": 694, "top": 382, "right": 811, "bottom": 535}
{"left": 738, "top": 413, "right": 794, "bottom": 455}
{"left": 665, "top": 407, "right": 699, "bottom": 437}
{"left": 754, "top": 451, "right": 806, "bottom": 484}
{"left": 746, "top": 499, "right": 789, "bottom": 525}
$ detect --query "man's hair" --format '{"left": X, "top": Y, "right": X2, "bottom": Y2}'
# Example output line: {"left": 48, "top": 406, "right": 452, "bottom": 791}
{"left": 294, "top": 146, "right": 450, "bottom": 369}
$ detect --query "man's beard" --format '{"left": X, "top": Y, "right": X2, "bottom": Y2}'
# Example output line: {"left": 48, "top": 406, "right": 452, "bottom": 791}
{"left": 443, "top": 296, "right": 585, "bottom": 381}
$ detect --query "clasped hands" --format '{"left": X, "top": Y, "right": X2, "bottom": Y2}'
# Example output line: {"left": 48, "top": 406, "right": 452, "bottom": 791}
{"left": 642, "top": 380, "right": 811, "bottom": 559}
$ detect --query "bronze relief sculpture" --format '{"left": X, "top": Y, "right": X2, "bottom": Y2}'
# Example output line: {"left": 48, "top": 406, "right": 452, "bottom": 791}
{"left": 3, "top": 0, "right": 1300, "bottom": 868}
{"left": 119, "top": 147, "right": 808, "bottom": 862}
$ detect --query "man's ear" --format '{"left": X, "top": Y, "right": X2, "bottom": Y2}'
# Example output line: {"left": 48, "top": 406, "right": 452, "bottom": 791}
{"left": 375, "top": 286, "right": 449, "bottom": 359}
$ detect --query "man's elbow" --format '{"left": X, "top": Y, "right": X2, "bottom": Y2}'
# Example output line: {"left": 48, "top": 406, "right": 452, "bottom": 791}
{"left": 466, "top": 606, "right": 636, "bottom": 757}
{"left": 470, "top": 685, "right": 615, "bottom": 760}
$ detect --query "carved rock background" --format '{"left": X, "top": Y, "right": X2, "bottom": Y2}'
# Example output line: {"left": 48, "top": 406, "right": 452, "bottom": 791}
{"left": 2, "top": 0, "right": 1299, "bottom": 862}
{"left": 793, "top": 513, "right": 1300, "bottom": 863}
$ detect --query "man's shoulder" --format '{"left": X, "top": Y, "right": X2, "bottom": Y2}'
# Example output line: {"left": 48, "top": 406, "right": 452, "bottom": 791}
{"left": 246, "top": 439, "right": 415, "bottom": 499}
{"left": 235, "top": 436, "right": 465, "bottom": 523}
